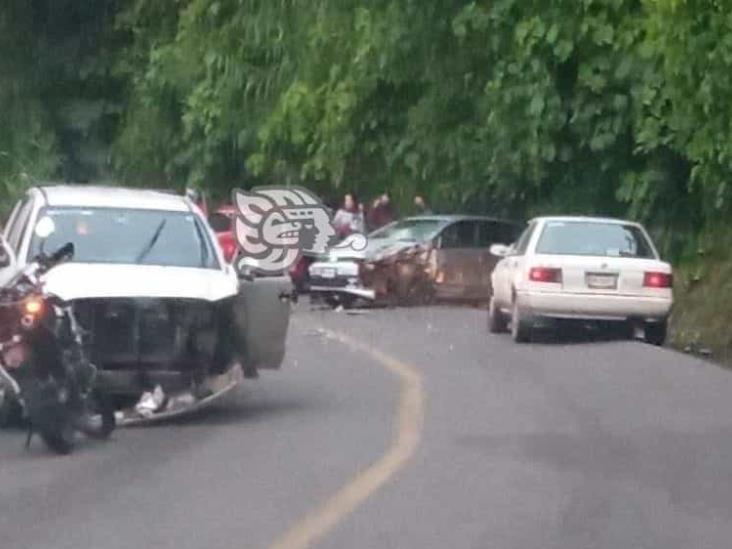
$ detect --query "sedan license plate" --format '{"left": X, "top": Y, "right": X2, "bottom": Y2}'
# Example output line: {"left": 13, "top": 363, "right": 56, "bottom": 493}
{"left": 585, "top": 273, "right": 617, "bottom": 290}
{"left": 320, "top": 268, "right": 336, "bottom": 279}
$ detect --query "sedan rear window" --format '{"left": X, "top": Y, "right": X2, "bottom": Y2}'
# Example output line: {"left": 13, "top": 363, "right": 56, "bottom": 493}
{"left": 535, "top": 221, "right": 656, "bottom": 259}
{"left": 29, "top": 207, "right": 219, "bottom": 269}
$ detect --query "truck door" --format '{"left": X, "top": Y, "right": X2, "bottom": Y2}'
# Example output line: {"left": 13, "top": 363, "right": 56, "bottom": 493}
{"left": 232, "top": 270, "right": 293, "bottom": 370}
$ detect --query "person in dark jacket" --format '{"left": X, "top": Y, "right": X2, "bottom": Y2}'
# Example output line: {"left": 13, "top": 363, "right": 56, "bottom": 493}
{"left": 414, "top": 195, "right": 432, "bottom": 215}
{"left": 367, "top": 193, "right": 395, "bottom": 231}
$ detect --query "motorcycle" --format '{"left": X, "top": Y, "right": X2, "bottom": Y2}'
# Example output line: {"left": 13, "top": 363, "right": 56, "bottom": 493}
{"left": 0, "top": 239, "right": 115, "bottom": 454}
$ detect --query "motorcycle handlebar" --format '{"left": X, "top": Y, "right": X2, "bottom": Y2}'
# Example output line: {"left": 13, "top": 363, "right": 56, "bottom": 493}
{"left": 0, "top": 242, "right": 75, "bottom": 302}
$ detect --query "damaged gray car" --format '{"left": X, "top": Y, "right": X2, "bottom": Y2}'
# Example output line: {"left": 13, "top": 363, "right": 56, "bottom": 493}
{"left": 0, "top": 185, "right": 292, "bottom": 424}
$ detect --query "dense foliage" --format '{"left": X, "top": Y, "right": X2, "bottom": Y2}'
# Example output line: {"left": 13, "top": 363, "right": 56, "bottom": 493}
{"left": 0, "top": 0, "right": 120, "bottom": 214}
{"left": 3, "top": 0, "right": 732, "bottom": 257}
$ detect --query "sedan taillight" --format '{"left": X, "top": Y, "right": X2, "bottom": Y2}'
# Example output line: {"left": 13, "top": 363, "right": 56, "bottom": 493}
{"left": 643, "top": 271, "right": 673, "bottom": 288}
{"left": 529, "top": 267, "right": 562, "bottom": 283}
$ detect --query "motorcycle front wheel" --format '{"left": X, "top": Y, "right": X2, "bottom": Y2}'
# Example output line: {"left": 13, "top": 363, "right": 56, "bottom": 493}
{"left": 40, "top": 419, "right": 76, "bottom": 454}
{"left": 24, "top": 381, "right": 77, "bottom": 455}
{"left": 77, "top": 391, "right": 116, "bottom": 440}
{"left": 0, "top": 389, "right": 24, "bottom": 428}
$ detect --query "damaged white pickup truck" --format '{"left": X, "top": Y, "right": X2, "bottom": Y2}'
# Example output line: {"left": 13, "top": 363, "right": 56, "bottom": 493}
{"left": 0, "top": 185, "right": 293, "bottom": 424}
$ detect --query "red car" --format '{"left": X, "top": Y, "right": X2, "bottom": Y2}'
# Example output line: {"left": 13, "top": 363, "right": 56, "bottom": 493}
{"left": 208, "top": 201, "right": 313, "bottom": 291}
{"left": 208, "top": 205, "right": 238, "bottom": 263}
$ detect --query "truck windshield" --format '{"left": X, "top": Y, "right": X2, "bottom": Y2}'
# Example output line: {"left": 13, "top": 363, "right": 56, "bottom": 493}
{"left": 29, "top": 207, "right": 219, "bottom": 269}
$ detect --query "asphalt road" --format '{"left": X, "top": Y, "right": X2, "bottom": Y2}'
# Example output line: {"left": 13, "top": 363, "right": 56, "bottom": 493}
{"left": 3, "top": 303, "right": 732, "bottom": 549}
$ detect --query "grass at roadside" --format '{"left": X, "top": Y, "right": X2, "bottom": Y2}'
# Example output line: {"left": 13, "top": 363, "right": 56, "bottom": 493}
{"left": 670, "top": 242, "right": 732, "bottom": 367}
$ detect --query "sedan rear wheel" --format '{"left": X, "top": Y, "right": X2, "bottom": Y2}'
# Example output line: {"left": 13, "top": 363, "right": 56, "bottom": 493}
{"left": 644, "top": 320, "right": 667, "bottom": 346}
{"left": 487, "top": 298, "right": 508, "bottom": 334}
{"left": 511, "top": 301, "right": 532, "bottom": 343}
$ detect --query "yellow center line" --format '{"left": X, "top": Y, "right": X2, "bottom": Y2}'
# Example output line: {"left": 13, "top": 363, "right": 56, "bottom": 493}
{"left": 269, "top": 326, "right": 425, "bottom": 549}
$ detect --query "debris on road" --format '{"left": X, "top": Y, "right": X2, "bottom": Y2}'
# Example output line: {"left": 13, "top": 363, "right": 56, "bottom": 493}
{"left": 134, "top": 385, "right": 166, "bottom": 418}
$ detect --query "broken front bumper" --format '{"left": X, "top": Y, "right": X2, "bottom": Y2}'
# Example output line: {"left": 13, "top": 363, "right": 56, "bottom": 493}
{"left": 308, "top": 260, "right": 376, "bottom": 300}
{"left": 118, "top": 363, "right": 244, "bottom": 426}
{"left": 309, "top": 281, "right": 376, "bottom": 300}
{"left": 72, "top": 297, "right": 232, "bottom": 395}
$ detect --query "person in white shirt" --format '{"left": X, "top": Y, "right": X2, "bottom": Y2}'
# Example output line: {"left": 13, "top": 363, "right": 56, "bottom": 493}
{"left": 332, "top": 193, "right": 363, "bottom": 238}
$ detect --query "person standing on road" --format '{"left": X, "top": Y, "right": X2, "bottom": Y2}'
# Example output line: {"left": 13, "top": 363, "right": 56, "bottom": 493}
{"left": 332, "top": 193, "right": 362, "bottom": 238}
{"left": 366, "top": 197, "right": 381, "bottom": 232}
{"left": 414, "top": 195, "right": 432, "bottom": 215}
{"left": 367, "top": 192, "right": 395, "bottom": 231}
{"left": 355, "top": 202, "right": 366, "bottom": 233}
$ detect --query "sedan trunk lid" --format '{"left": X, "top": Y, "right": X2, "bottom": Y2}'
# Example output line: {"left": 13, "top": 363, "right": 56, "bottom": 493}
{"left": 532, "top": 254, "right": 672, "bottom": 297}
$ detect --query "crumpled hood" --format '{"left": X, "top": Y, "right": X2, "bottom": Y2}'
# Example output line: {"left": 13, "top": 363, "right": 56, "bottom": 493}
{"left": 324, "top": 237, "right": 419, "bottom": 262}
{"left": 43, "top": 263, "right": 238, "bottom": 302}
{"left": 364, "top": 238, "right": 419, "bottom": 261}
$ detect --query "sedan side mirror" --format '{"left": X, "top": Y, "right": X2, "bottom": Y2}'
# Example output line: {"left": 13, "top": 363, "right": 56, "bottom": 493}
{"left": 489, "top": 243, "right": 511, "bottom": 258}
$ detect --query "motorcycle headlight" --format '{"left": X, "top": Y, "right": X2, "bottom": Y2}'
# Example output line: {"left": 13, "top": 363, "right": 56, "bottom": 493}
{"left": 24, "top": 296, "right": 44, "bottom": 316}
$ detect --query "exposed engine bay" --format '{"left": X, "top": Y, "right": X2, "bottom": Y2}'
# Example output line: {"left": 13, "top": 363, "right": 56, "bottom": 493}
{"left": 72, "top": 297, "right": 239, "bottom": 397}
